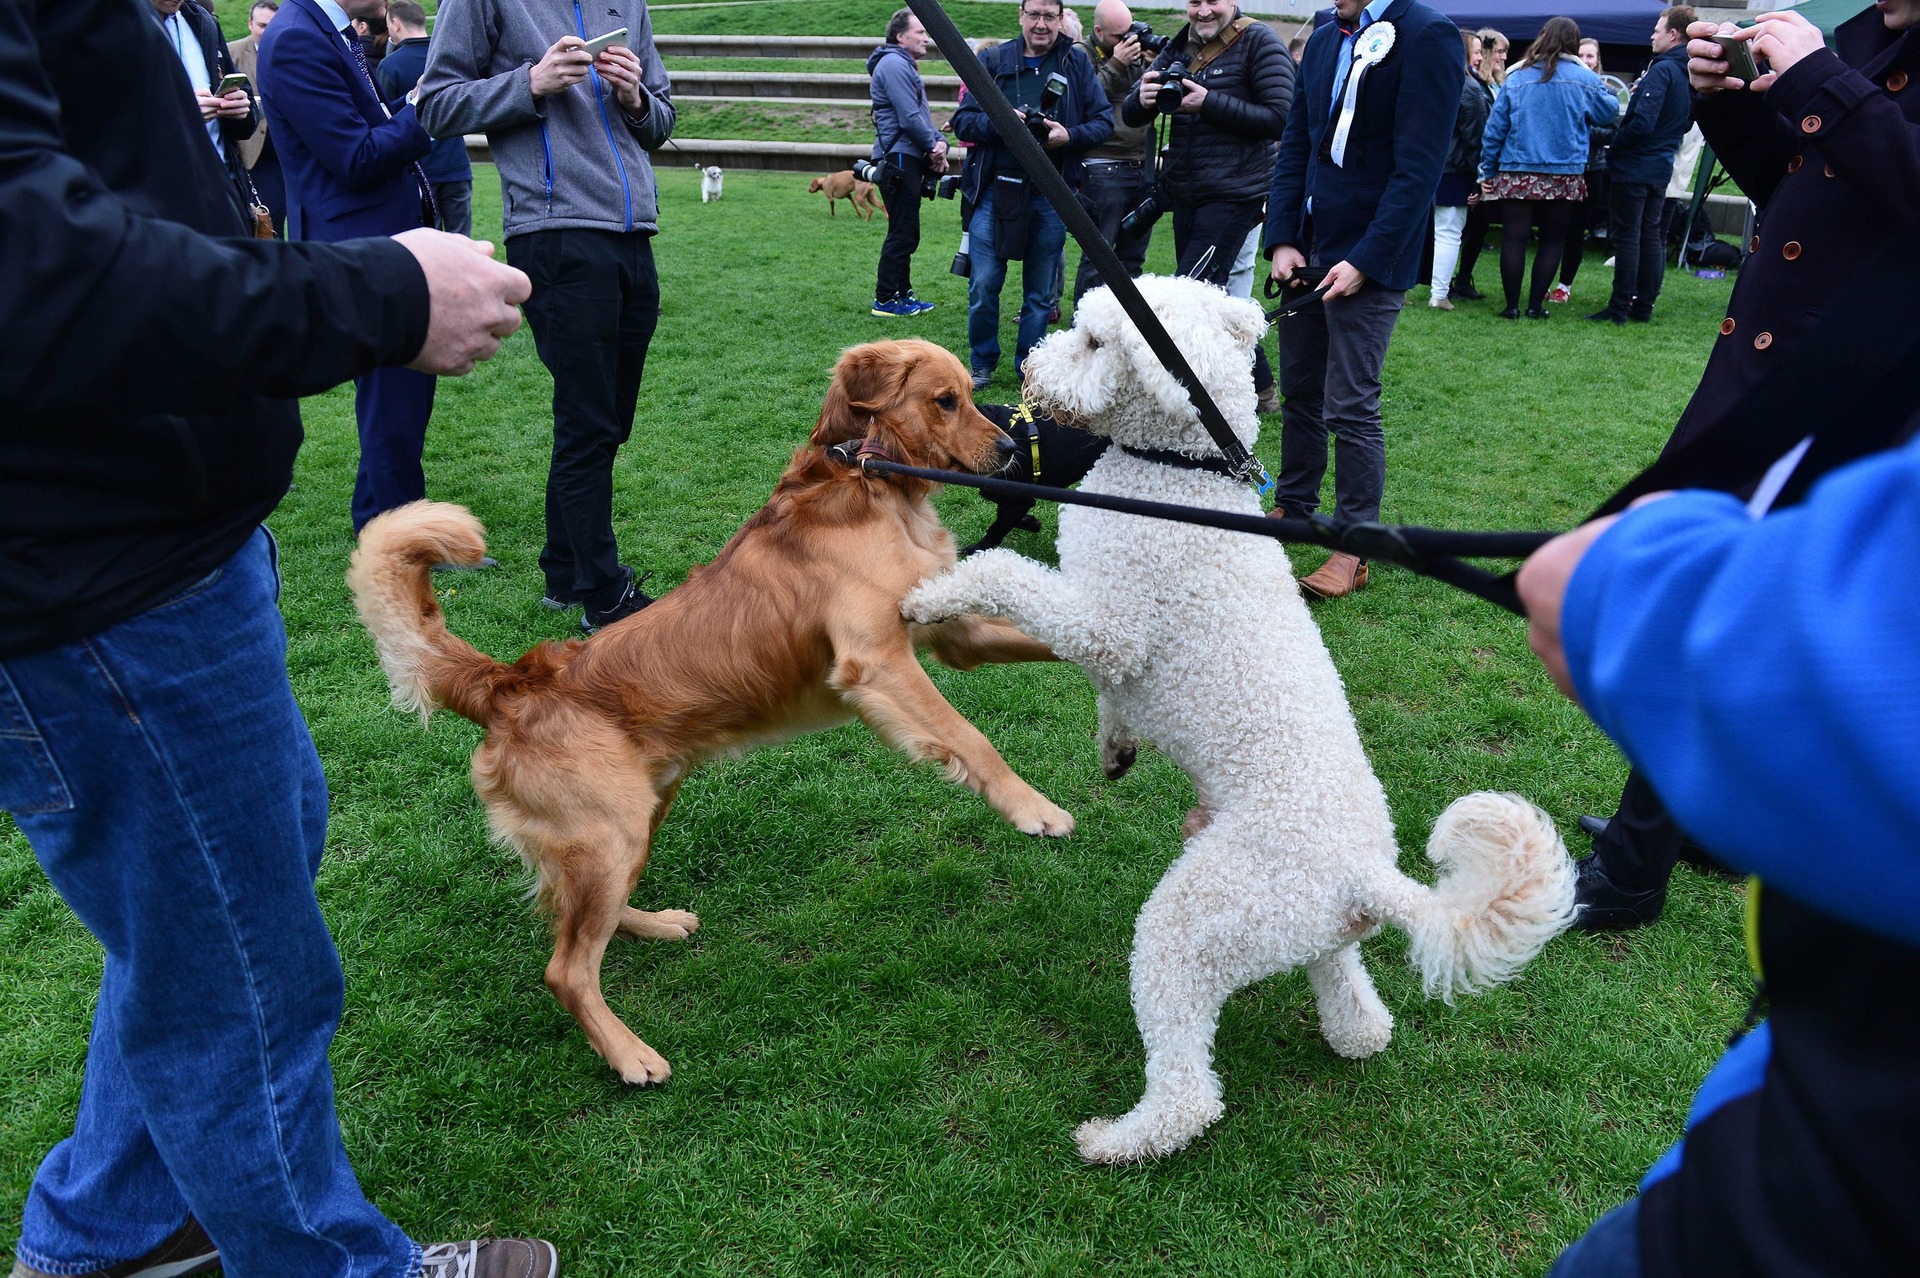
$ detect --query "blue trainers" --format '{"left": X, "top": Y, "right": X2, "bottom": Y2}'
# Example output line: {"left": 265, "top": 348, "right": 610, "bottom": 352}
{"left": 871, "top": 295, "right": 916, "bottom": 317}
{"left": 903, "top": 292, "right": 935, "bottom": 314}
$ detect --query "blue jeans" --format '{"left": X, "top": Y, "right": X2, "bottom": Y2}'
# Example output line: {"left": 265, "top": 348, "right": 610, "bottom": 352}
{"left": 966, "top": 188, "right": 1068, "bottom": 376}
{"left": 1, "top": 529, "right": 416, "bottom": 1278}
{"left": 1547, "top": 1200, "right": 1643, "bottom": 1278}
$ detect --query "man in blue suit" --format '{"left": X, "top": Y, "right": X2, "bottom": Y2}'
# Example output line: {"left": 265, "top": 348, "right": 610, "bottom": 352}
{"left": 260, "top": 0, "right": 438, "bottom": 535}
{"left": 1264, "top": 0, "right": 1459, "bottom": 598}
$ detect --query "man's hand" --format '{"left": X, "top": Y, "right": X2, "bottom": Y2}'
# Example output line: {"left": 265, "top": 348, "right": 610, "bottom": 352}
{"left": 1516, "top": 514, "right": 1622, "bottom": 702}
{"left": 930, "top": 139, "right": 950, "bottom": 173}
{"left": 1136, "top": 69, "right": 1160, "bottom": 103}
{"left": 1175, "top": 79, "right": 1209, "bottom": 114}
{"left": 1111, "top": 33, "right": 1144, "bottom": 67}
{"left": 194, "top": 89, "right": 224, "bottom": 121}
{"left": 1042, "top": 118, "right": 1069, "bottom": 148}
{"left": 1268, "top": 243, "right": 1307, "bottom": 283}
{"left": 595, "top": 44, "right": 645, "bottom": 113}
{"left": 214, "top": 89, "right": 251, "bottom": 120}
{"left": 1320, "top": 259, "right": 1367, "bottom": 301}
{"left": 395, "top": 229, "right": 532, "bottom": 377}
{"left": 530, "top": 37, "right": 592, "bottom": 98}
{"left": 1687, "top": 21, "right": 1750, "bottom": 93}
{"left": 1744, "top": 10, "right": 1826, "bottom": 89}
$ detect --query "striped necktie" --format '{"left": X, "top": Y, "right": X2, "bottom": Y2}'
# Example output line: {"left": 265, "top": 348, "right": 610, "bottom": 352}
{"left": 342, "top": 26, "right": 440, "bottom": 230}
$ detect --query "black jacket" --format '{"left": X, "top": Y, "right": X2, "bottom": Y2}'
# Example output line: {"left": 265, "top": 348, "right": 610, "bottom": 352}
{"left": 0, "top": 0, "right": 431, "bottom": 659}
{"left": 951, "top": 38, "right": 1113, "bottom": 203}
{"left": 1666, "top": 12, "right": 1920, "bottom": 454}
{"left": 1608, "top": 44, "right": 1690, "bottom": 186}
{"left": 1121, "top": 18, "right": 1294, "bottom": 204}
{"left": 1445, "top": 69, "right": 1492, "bottom": 176}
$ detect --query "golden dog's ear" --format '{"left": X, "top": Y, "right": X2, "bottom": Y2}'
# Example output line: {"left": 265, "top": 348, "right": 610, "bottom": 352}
{"left": 810, "top": 343, "right": 911, "bottom": 447}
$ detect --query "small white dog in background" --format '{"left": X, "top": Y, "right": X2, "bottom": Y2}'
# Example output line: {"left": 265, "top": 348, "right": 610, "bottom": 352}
{"left": 904, "top": 275, "right": 1576, "bottom": 1165}
{"left": 699, "top": 164, "right": 724, "bottom": 202}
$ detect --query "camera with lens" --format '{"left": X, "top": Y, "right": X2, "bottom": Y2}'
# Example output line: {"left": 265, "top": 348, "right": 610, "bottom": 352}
{"left": 1151, "top": 60, "right": 1190, "bottom": 115}
{"left": 1124, "top": 20, "right": 1171, "bottom": 55}
{"left": 1023, "top": 71, "right": 1070, "bottom": 146}
{"left": 1119, "top": 145, "right": 1171, "bottom": 239}
{"left": 856, "top": 157, "right": 963, "bottom": 201}
{"left": 851, "top": 157, "right": 884, "bottom": 185}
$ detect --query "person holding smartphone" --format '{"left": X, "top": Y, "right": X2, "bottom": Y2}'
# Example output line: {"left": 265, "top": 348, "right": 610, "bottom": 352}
{"left": 1568, "top": 0, "right": 1920, "bottom": 936}
{"left": 149, "top": 0, "right": 261, "bottom": 225}
{"left": 420, "top": 3, "right": 676, "bottom": 633}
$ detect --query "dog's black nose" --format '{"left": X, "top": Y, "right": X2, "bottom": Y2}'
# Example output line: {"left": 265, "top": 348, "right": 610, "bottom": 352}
{"left": 994, "top": 435, "right": 1019, "bottom": 454}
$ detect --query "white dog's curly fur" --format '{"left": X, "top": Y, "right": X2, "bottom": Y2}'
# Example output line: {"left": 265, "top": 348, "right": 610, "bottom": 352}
{"left": 904, "top": 276, "right": 1576, "bottom": 1164}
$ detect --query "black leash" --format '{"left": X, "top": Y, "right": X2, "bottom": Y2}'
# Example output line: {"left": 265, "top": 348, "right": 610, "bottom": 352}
{"left": 907, "top": 0, "right": 1274, "bottom": 495}
{"left": 827, "top": 442, "right": 1549, "bottom": 614}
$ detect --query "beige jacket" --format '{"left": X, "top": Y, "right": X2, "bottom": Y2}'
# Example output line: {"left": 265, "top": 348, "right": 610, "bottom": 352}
{"left": 228, "top": 34, "right": 269, "bottom": 169}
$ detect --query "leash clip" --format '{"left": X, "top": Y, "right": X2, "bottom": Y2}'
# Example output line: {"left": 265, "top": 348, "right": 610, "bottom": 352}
{"left": 1233, "top": 456, "right": 1276, "bottom": 496}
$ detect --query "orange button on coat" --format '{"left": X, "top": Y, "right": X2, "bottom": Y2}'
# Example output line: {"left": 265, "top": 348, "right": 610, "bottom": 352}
{"left": 1890, "top": 69, "right": 1909, "bottom": 92}
{"left": 1755, "top": 332, "right": 1774, "bottom": 350}
{"left": 1802, "top": 114, "right": 1822, "bottom": 133}
{"left": 1787, "top": 154, "right": 1804, "bottom": 173}
{"left": 1721, "top": 317, "right": 1738, "bottom": 336}
{"left": 1783, "top": 241, "right": 1803, "bottom": 260}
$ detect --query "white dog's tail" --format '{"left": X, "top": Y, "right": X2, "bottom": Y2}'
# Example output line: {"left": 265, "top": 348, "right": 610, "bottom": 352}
{"left": 1367, "top": 792, "right": 1576, "bottom": 1003}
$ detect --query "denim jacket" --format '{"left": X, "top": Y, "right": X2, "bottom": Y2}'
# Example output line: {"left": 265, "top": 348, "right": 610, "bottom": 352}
{"left": 1478, "top": 56, "right": 1619, "bottom": 181}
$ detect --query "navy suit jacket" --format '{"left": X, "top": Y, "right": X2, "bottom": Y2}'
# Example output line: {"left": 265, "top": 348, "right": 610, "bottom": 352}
{"left": 258, "top": 0, "right": 431, "bottom": 242}
{"left": 1264, "top": 0, "right": 1459, "bottom": 291}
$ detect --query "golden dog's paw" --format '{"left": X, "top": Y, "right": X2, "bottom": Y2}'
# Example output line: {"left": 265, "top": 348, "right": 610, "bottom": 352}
{"left": 614, "top": 1042, "right": 673, "bottom": 1087}
{"left": 1010, "top": 796, "right": 1075, "bottom": 838}
{"left": 654, "top": 909, "right": 700, "bottom": 940}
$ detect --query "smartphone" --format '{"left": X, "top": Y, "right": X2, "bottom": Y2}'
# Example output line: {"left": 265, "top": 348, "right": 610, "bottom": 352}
{"left": 216, "top": 71, "right": 251, "bottom": 95}
{"left": 1713, "top": 32, "right": 1761, "bottom": 84}
{"left": 581, "top": 27, "right": 628, "bottom": 57}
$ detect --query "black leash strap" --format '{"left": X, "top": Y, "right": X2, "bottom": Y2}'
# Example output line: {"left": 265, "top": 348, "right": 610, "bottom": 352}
{"left": 907, "top": 0, "right": 1274, "bottom": 495}
{"left": 829, "top": 444, "right": 1549, "bottom": 614}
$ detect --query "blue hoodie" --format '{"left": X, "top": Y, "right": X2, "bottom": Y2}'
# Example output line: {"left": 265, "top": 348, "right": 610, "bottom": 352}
{"left": 1478, "top": 55, "right": 1619, "bottom": 180}
{"left": 868, "top": 42, "right": 941, "bottom": 160}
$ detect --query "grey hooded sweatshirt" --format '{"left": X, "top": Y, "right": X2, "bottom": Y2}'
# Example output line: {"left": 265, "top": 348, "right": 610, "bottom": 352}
{"left": 419, "top": 0, "right": 674, "bottom": 240}
{"left": 868, "top": 41, "right": 941, "bottom": 159}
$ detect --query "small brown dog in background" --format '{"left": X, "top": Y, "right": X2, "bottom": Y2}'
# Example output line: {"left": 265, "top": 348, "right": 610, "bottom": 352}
{"left": 349, "top": 339, "right": 1066, "bottom": 1088}
{"left": 809, "top": 169, "right": 887, "bottom": 221}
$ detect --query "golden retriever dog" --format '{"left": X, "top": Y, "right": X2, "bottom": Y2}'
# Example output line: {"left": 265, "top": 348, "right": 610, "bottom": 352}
{"left": 808, "top": 169, "right": 887, "bottom": 221}
{"left": 348, "top": 339, "right": 1068, "bottom": 1086}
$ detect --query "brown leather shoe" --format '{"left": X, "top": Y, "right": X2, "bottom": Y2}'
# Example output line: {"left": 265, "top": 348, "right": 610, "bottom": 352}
{"left": 1298, "top": 552, "right": 1368, "bottom": 599}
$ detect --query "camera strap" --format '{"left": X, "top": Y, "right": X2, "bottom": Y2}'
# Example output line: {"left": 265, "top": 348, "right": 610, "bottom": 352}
{"left": 911, "top": 0, "right": 1274, "bottom": 495}
{"left": 1185, "top": 16, "right": 1254, "bottom": 77}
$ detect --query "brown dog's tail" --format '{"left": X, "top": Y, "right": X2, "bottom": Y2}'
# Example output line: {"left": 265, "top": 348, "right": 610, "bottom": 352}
{"left": 347, "top": 501, "right": 508, "bottom": 726}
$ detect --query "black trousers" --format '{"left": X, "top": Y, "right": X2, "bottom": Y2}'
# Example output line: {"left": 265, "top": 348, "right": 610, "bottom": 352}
{"left": 506, "top": 227, "right": 660, "bottom": 607}
{"left": 1594, "top": 769, "right": 1687, "bottom": 891}
{"left": 1071, "top": 159, "right": 1153, "bottom": 305}
{"left": 1604, "top": 180, "right": 1668, "bottom": 318}
{"left": 1455, "top": 198, "right": 1493, "bottom": 285}
{"left": 1171, "top": 196, "right": 1274, "bottom": 392}
{"left": 876, "top": 152, "right": 925, "bottom": 301}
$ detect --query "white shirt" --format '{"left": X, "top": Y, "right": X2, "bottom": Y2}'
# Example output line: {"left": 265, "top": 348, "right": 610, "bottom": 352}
{"left": 158, "top": 8, "right": 223, "bottom": 160}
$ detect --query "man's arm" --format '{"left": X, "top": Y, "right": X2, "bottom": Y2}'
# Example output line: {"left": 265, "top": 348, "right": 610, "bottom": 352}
{"left": 1263, "top": 47, "right": 1313, "bottom": 252}
{"left": 1760, "top": 45, "right": 1920, "bottom": 219}
{"left": 879, "top": 57, "right": 942, "bottom": 154}
{"left": 1197, "top": 25, "right": 1293, "bottom": 139}
{"left": 1118, "top": 43, "right": 1174, "bottom": 127}
{"left": 418, "top": 0, "right": 543, "bottom": 136}
{"left": 1062, "top": 47, "right": 1113, "bottom": 151}
{"left": 1341, "top": 21, "right": 1457, "bottom": 282}
{"left": 261, "top": 24, "right": 430, "bottom": 189}
{"left": 1530, "top": 440, "right": 1920, "bottom": 946}
{"left": 615, "top": 5, "right": 675, "bottom": 148}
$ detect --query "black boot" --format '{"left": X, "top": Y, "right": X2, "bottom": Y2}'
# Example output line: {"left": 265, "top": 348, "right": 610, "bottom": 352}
{"left": 1571, "top": 853, "right": 1666, "bottom": 931}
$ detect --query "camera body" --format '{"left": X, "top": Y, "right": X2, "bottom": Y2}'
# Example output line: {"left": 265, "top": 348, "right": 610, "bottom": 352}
{"left": 855, "top": 156, "right": 963, "bottom": 200}
{"left": 1152, "top": 60, "right": 1190, "bottom": 115}
{"left": 1125, "top": 21, "right": 1171, "bottom": 56}
{"left": 1119, "top": 150, "right": 1170, "bottom": 240}
{"left": 1023, "top": 71, "right": 1071, "bottom": 147}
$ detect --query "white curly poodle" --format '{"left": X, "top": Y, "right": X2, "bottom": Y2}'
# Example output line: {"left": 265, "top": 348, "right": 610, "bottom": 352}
{"left": 904, "top": 275, "right": 1576, "bottom": 1164}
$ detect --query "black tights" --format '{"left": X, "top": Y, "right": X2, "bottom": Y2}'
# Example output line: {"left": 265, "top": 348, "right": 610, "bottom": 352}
{"left": 1500, "top": 198, "right": 1579, "bottom": 311}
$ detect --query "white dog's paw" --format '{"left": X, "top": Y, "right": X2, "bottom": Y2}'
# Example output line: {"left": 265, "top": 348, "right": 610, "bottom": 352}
{"left": 902, "top": 576, "right": 974, "bottom": 625}
{"left": 1320, "top": 1001, "right": 1394, "bottom": 1059}
{"left": 1074, "top": 1118, "right": 1144, "bottom": 1165}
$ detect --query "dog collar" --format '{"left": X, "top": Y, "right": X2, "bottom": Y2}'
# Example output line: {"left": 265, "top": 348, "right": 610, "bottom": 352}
{"left": 826, "top": 438, "right": 900, "bottom": 468}
{"left": 1117, "top": 444, "right": 1240, "bottom": 479}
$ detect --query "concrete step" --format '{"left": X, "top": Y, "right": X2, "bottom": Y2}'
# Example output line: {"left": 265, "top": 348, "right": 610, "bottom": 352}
{"left": 654, "top": 33, "right": 875, "bottom": 59}
{"left": 668, "top": 69, "right": 962, "bottom": 105}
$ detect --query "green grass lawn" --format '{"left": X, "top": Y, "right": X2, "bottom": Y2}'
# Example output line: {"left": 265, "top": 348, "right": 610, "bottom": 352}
{"left": 4, "top": 83, "right": 1751, "bottom": 1278}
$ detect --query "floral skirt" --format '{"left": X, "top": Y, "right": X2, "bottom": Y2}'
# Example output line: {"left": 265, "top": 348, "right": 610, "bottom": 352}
{"left": 1485, "top": 171, "right": 1587, "bottom": 202}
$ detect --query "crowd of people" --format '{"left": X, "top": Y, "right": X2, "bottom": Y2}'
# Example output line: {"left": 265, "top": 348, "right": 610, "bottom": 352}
{"left": 3, "top": 0, "right": 1918, "bottom": 1275}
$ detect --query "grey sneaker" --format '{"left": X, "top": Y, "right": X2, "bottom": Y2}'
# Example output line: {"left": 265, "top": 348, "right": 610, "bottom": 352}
{"left": 9, "top": 1217, "right": 217, "bottom": 1278}
{"left": 418, "top": 1239, "right": 558, "bottom": 1278}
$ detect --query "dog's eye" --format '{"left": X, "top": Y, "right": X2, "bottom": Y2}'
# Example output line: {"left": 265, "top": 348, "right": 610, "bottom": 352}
{"left": 935, "top": 394, "right": 957, "bottom": 411}
{"left": 1087, "top": 335, "right": 1102, "bottom": 351}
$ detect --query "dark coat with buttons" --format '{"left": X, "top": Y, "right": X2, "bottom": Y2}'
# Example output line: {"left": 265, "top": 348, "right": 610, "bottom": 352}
{"left": 1668, "top": 10, "right": 1920, "bottom": 452}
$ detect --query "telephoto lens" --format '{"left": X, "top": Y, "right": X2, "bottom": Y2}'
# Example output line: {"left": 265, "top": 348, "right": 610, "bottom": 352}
{"left": 852, "top": 157, "right": 883, "bottom": 184}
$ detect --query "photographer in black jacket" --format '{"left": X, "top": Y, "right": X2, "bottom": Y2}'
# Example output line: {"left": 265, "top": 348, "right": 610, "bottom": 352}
{"left": 1120, "top": 0, "right": 1293, "bottom": 399}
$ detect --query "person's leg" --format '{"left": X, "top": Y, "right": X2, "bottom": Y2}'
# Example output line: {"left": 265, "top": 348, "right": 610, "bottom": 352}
{"left": 1013, "top": 198, "right": 1068, "bottom": 374}
{"left": 1593, "top": 769, "right": 1686, "bottom": 892}
{"left": 7, "top": 529, "right": 416, "bottom": 1278}
{"left": 1604, "top": 182, "right": 1650, "bottom": 317}
{"left": 875, "top": 153, "right": 924, "bottom": 303}
{"left": 1454, "top": 198, "right": 1491, "bottom": 291}
{"left": 1431, "top": 205, "right": 1466, "bottom": 302}
{"left": 433, "top": 180, "right": 473, "bottom": 238}
{"left": 1114, "top": 165, "right": 1155, "bottom": 278}
{"left": 1319, "top": 284, "right": 1406, "bottom": 525}
{"left": 610, "top": 233, "right": 661, "bottom": 538}
{"left": 1633, "top": 186, "right": 1668, "bottom": 318}
{"left": 506, "top": 229, "right": 635, "bottom": 607}
{"left": 1558, "top": 187, "right": 1594, "bottom": 290}
{"left": 1275, "top": 297, "right": 1332, "bottom": 517}
{"left": 1545, "top": 1199, "right": 1643, "bottom": 1278}
{"left": 1499, "top": 199, "right": 1533, "bottom": 311}
{"left": 1071, "top": 164, "right": 1134, "bottom": 305}
{"left": 348, "top": 366, "right": 436, "bottom": 535}
{"left": 965, "top": 194, "right": 1007, "bottom": 376}
{"left": 1529, "top": 198, "right": 1577, "bottom": 310}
